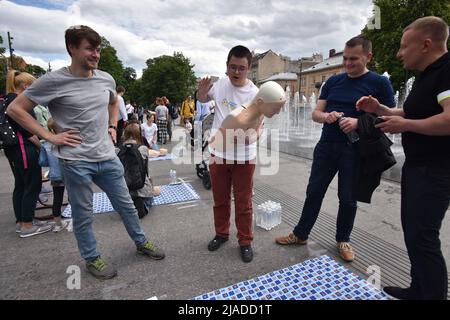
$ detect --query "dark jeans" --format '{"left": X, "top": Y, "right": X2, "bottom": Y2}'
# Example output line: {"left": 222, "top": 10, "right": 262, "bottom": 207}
{"left": 401, "top": 163, "right": 450, "bottom": 300}
{"left": 5, "top": 143, "right": 42, "bottom": 223}
{"left": 293, "top": 141, "right": 358, "bottom": 242}
{"left": 117, "top": 119, "right": 124, "bottom": 147}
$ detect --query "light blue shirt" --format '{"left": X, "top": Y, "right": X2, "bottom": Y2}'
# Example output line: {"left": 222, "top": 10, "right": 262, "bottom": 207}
{"left": 195, "top": 100, "right": 210, "bottom": 122}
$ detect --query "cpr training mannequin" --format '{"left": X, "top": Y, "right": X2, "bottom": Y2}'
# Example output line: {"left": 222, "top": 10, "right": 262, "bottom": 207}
{"left": 209, "top": 81, "right": 286, "bottom": 155}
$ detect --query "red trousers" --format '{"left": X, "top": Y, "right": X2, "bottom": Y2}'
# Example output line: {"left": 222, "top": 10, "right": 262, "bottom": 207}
{"left": 209, "top": 155, "right": 255, "bottom": 246}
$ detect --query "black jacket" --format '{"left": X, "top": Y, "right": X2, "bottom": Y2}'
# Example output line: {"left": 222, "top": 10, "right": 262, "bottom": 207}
{"left": 353, "top": 113, "right": 396, "bottom": 203}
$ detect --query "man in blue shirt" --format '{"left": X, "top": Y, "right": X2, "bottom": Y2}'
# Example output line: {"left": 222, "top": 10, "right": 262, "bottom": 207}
{"left": 276, "top": 36, "right": 395, "bottom": 263}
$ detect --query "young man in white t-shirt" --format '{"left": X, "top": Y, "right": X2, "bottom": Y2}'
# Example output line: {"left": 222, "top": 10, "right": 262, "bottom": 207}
{"left": 197, "top": 45, "right": 259, "bottom": 263}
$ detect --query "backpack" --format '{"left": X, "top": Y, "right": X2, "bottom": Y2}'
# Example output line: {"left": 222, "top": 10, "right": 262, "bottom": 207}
{"left": 118, "top": 143, "right": 148, "bottom": 191}
{"left": 169, "top": 104, "right": 179, "bottom": 120}
{"left": 0, "top": 96, "right": 19, "bottom": 149}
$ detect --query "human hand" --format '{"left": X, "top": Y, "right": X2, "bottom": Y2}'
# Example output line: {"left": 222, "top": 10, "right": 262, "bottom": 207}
{"left": 324, "top": 111, "right": 343, "bottom": 124}
{"left": 339, "top": 117, "right": 358, "bottom": 134}
{"left": 48, "top": 129, "right": 82, "bottom": 147}
{"left": 374, "top": 116, "right": 407, "bottom": 134}
{"left": 356, "top": 95, "right": 381, "bottom": 113}
{"left": 108, "top": 127, "right": 117, "bottom": 145}
{"left": 197, "top": 77, "right": 213, "bottom": 101}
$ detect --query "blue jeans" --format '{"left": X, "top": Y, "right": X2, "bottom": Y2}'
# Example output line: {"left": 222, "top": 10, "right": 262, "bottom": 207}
{"left": 42, "top": 141, "right": 63, "bottom": 182}
{"left": 294, "top": 141, "right": 358, "bottom": 242}
{"left": 60, "top": 156, "right": 148, "bottom": 262}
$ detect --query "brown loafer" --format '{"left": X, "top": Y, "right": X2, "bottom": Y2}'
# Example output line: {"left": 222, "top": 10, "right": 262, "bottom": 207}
{"left": 275, "top": 233, "right": 307, "bottom": 245}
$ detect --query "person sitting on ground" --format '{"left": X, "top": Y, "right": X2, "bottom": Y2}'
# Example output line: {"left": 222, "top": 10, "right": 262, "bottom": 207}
{"left": 118, "top": 123, "right": 160, "bottom": 218}
{"left": 140, "top": 111, "right": 168, "bottom": 157}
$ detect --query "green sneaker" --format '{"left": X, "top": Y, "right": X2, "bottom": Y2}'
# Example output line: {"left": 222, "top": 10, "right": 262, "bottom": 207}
{"left": 86, "top": 256, "right": 117, "bottom": 280}
{"left": 137, "top": 241, "right": 165, "bottom": 260}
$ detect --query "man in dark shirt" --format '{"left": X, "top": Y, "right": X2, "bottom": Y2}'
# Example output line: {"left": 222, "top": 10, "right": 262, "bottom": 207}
{"left": 275, "top": 36, "right": 395, "bottom": 263}
{"left": 357, "top": 16, "right": 450, "bottom": 300}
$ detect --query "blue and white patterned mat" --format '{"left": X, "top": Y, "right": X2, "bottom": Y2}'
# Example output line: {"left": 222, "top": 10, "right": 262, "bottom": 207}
{"left": 148, "top": 154, "right": 177, "bottom": 161}
{"left": 152, "top": 183, "right": 200, "bottom": 206}
{"left": 62, "top": 183, "right": 200, "bottom": 218}
{"left": 193, "top": 255, "right": 388, "bottom": 300}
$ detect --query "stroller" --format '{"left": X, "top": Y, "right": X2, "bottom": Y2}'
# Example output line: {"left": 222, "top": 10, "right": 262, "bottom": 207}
{"left": 195, "top": 113, "right": 214, "bottom": 190}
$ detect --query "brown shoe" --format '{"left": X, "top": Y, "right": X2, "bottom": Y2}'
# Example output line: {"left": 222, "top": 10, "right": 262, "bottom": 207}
{"left": 275, "top": 233, "right": 307, "bottom": 245}
{"left": 337, "top": 242, "right": 355, "bottom": 262}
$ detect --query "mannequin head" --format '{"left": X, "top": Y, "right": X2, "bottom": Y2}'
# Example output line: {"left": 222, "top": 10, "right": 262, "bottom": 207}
{"left": 253, "top": 81, "right": 286, "bottom": 118}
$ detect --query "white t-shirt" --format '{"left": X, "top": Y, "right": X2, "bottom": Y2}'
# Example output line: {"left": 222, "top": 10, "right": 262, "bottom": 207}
{"left": 141, "top": 122, "right": 158, "bottom": 144}
{"left": 126, "top": 103, "right": 134, "bottom": 114}
{"left": 208, "top": 77, "right": 258, "bottom": 160}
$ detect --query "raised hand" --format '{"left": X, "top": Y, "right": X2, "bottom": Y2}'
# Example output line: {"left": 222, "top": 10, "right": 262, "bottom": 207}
{"left": 356, "top": 95, "right": 380, "bottom": 113}
{"left": 197, "top": 76, "right": 213, "bottom": 101}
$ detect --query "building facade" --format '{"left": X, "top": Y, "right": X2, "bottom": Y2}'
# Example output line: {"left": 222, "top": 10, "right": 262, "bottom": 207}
{"left": 298, "top": 50, "right": 344, "bottom": 99}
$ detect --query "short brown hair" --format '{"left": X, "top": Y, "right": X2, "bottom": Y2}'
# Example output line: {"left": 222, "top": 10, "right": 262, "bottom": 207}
{"left": 116, "top": 86, "right": 125, "bottom": 93}
{"left": 405, "top": 16, "right": 449, "bottom": 44}
{"left": 227, "top": 45, "right": 252, "bottom": 67}
{"left": 345, "top": 35, "right": 372, "bottom": 55}
{"left": 65, "top": 25, "right": 101, "bottom": 57}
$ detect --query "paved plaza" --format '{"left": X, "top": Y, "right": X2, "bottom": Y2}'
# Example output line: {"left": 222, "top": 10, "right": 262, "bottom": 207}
{"left": 0, "top": 135, "right": 449, "bottom": 299}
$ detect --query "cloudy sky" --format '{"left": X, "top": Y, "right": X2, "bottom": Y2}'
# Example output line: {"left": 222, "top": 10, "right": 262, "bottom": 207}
{"left": 0, "top": 0, "right": 375, "bottom": 78}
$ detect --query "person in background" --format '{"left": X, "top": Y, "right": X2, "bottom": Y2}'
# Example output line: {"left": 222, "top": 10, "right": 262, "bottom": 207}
{"left": 154, "top": 97, "right": 169, "bottom": 144}
{"left": 3, "top": 70, "right": 53, "bottom": 237}
{"left": 119, "top": 123, "right": 158, "bottom": 219}
{"left": 116, "top": 86, "right": 128, "bottom": 146}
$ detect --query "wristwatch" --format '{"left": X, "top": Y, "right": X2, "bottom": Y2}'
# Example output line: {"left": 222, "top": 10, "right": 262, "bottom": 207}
{"left": 108, "top": 124, "right": 117, "bottom": 131}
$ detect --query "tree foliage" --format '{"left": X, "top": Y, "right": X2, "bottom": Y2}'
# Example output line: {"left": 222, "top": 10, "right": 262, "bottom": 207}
{"left": 0, "top": 36, "right": 6, "bottom": 95}
{"left": 140, "top": 52, "right": 197, "bottom": 107}
{"left": 0, "top": 36, "right": 5, "bottom": 56}
{"left": 98, "top": 37, "right": 125, "bottom": 88}
{"left": 363, "top": 0, "right": 450, "bottom": 93}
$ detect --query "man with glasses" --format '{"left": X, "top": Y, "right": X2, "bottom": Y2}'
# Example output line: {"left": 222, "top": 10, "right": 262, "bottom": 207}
{"left": 7, "top": 25, "right": 165, "bottom": 280}
{"left": 197, "top": 45, "right": 259, "bottom": 262}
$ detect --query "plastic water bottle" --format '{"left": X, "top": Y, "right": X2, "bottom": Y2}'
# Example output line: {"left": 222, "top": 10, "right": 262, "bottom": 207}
{"left": 338, "top": 115, "right": 359, "bottom": 143}
{"left": 169, "top": 169, "right": 177, "bottom": 184}
{"left": 256, "top": 201, "right": 282, "bottom": 230}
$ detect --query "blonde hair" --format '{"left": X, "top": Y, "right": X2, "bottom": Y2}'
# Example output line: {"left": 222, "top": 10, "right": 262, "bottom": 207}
{"left": 6, "top": 70, "right": 36, "bottom": 94}
{"left": 405, "top": 16, "right": 449, "bottom": 44}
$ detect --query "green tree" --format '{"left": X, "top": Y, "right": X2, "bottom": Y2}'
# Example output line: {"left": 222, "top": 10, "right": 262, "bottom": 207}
{"left": 122, "top": 66, "right": 137, "bottom": 102}
{"left": 140, "top": 52, "right": 197, "bottom": 106}
{"left": 0, "top": 35, "right": 5, "bottom": 56}
{"left": 0, "top": 35, "right": 6, "bottom": 95}
{"left": 363, "top": 0, "right": 450, "bottom": 95}
{"left": 24, "top": 64, "right": 46, "bottom": 78}
{"left": 98, "top": 37, "right": 125, "bottom": 87}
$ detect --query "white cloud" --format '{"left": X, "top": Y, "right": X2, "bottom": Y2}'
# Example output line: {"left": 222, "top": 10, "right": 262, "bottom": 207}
{"left": 1, "top": 0, "right": 375, "bottom": 78}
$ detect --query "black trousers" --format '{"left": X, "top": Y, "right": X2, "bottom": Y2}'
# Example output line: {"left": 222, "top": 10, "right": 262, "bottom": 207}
{"left": 4, "top": 143, "right": 42, "bottom": 223}
{"left": 401, "top": 163, "right": 450, "bottom": 300}
{"left": 117, "top": 119, "right": 124, "bottom": 146}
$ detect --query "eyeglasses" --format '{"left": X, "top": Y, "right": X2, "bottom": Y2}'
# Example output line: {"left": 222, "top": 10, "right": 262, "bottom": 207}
{"left": 228, "top": 65, "right": 248, "bottom": 73}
